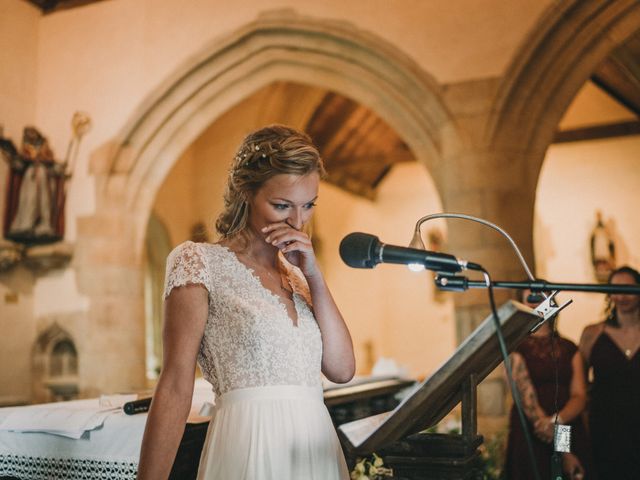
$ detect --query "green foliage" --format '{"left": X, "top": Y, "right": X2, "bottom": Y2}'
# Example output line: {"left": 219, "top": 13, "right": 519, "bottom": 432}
{"left": 478, "top": 430, "right": 507, "bottom": 480}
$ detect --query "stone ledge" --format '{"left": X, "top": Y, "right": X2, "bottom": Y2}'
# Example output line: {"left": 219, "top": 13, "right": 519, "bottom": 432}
{"left": 0, "top": 240, "right": 25, "bottom": 272}
{"left": 22, "top": 242, "right": 74, "bottom": 273}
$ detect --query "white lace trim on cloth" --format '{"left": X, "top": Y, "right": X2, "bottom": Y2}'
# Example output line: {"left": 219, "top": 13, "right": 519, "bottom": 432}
{"left": 0, "top": 453, "right": 137, "bottom": 480}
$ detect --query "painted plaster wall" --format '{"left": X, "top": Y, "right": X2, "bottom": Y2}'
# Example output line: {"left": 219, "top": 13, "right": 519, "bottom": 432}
{"left": 153, "top": 143, "right": 199, "bottom": 246}
{"left": 316, "top": 162, "right": 454, "bottom": 379}
{"left": 535, "top": 136, "right": 640, "bottom": 344}
{"left": 0, "top": 0, "right": 39, "bottom": 140}
{"left": 0, "top": 0, "right": 40, "bottom": 406}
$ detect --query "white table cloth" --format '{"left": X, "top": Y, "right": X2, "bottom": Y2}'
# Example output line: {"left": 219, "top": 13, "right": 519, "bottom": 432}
{"left": 0, "top": 379, "right": 214, "bottom": 480}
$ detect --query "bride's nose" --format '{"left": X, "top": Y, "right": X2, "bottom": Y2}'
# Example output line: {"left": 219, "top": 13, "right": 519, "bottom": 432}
{"left": 287, "top": 208, "right": 303, "bottom": 230}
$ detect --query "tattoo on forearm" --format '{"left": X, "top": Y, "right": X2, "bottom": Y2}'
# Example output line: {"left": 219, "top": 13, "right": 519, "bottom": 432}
{"left": 512, "top": 356, "right": 541, "bottom": 422}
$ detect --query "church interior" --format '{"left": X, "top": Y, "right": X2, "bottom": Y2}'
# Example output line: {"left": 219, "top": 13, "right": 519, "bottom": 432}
{"left": 1, "top": 0, "right": 639, "bottom": 478}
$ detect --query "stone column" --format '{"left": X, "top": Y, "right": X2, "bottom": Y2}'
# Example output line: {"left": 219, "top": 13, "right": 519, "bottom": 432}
{"left": 74, "top": 207, "right": 147, "bottom": 397}
{"left": 435, "top": 80, "right": 541, "bottom": 416}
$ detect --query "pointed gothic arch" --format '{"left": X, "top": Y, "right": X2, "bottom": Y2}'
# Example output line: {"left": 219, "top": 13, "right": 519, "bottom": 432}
{"left": 490, "top": 0, "right": 640, "bottom": 157}
{"left": 79, "top": 11, "right": 463, "bottom": 393}
{"left": 92, "top": 11, "right": 462, "bottom": 255}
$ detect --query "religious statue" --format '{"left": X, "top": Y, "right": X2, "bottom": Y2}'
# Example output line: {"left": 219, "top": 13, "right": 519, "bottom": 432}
{"left": 0, "top": 112, "right": 91, "bottom": 245}
{"left": 590, "top": 210, "right": 616, "bottom": 283}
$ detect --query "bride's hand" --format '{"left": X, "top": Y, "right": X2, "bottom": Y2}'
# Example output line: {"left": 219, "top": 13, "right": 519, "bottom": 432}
{"left": 262, "top": 223, "right": 319, "bottom": 278}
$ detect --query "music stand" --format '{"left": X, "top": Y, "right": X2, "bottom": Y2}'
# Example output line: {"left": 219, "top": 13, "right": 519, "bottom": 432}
{"left": 339, "top": 300, "right": 541, "bottom": 479}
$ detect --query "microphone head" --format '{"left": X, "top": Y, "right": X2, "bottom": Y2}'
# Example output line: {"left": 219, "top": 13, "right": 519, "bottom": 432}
{"left": 339, "top": 232, "right": 379, "bottom": 269}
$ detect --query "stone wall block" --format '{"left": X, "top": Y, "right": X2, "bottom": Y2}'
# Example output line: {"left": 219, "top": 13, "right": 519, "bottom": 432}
{"left": 76, "top": 214, "right": 130, "bottom": 238}
{"left": 439, "top": 120, "right": 468, "bottom": 160}
{"left": 78, "top": 238, "right": 140, "bottom": 268}
{"left": 477, "top": 375, "right": 506, "bottom": 416}
{"left": 452, "top": 116, "right": 492, "bottom": 151}
{"left": 443, "top": 78, "right": 500, "bottom": 118}
{"left": 80, "top": 350, "right": 145, "bottom": 396}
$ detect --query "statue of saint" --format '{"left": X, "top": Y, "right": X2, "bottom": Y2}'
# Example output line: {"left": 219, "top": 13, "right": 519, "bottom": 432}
{"left": 1, "top": 113, "right": 90, "bottom": 244}
{"left": 590, "top": 211, "right": 615, "bottom": 283}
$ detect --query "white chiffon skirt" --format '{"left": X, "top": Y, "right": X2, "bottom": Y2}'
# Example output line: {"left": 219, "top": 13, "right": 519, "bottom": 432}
{"left": 196, "top": 384, "right": 349, "bottom": 480}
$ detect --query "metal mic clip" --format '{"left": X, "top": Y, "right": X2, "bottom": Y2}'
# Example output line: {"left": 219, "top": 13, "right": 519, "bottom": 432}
{"left": 434, "top": 274, "right": 469, "bottom": 292}
{"left": 531, "top": 291, "right": 572, "bottom": 332}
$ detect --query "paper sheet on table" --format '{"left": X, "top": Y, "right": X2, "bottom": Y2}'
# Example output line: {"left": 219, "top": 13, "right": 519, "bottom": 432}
{"left": 0, "top": 404, "right": 118, "bottom": 439}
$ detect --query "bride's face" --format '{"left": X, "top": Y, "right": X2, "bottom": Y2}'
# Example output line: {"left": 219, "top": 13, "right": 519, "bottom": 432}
{"left": 247, "top": 172, "right": 319, "bottom": 235}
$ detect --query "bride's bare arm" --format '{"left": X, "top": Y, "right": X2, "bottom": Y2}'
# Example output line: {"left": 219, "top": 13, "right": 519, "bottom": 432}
{"left": 305, "top": 270, "right": 356, "bottom": 383}
{"left": 137, "top": 284, "right": 208, "bottom": 480}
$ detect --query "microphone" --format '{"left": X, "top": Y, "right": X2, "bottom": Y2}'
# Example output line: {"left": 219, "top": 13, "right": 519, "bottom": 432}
{"left": 123, "top": 397, "right": 152, "bottom": 415}
{"left": 339, "top": 232, "right": 480, "bottom": 273}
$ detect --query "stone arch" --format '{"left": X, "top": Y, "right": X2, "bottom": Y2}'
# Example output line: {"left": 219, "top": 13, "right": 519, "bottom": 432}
{"left": 80, "top": 10, "right": 464, "bottom": 393}
{"left": 431, "top": 1, "right": 640, "bottom": 416}
{"left": 489, "top": 0, "right": 640, "bottom": 168}
{"left": 450, "top": 0, "right": 640, "bottom": 281}
{"left": 94, "top": 10, "right": 462, "bottom": 252}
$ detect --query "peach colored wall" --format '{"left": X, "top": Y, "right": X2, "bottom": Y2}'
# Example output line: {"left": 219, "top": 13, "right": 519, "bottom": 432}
{"left": 0, "top": 266, "right": 37, "bottom": 405}
{"left": 535, "top": 136, "right": 640, "bottom": 344}
{"left": 317, "top": 162, "right": 455, "bottom": 378}
{"left": 153, "top": 144, "right": 198, "bottom": 246}
{"left": 0, "top": 0, "right": 40, "bottom": 405}
{"left": 0, "top": 0, "right": 39, "bottom": 140}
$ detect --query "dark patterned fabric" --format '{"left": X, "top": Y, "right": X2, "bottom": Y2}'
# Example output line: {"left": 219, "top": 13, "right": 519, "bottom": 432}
{"left": 505, "top": 334, "right": 593, "bottom": 480}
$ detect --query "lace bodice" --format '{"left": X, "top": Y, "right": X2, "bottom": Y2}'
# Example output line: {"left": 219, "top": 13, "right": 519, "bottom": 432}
{"left": 163, "top": 241, "right": 323, "bottom": 396}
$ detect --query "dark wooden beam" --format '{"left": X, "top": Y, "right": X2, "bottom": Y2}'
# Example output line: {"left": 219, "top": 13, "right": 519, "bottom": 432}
{"left": 592, "top": 73, "right": 640, "bottom": 117}
{"left": 554, "top": 120, "right": 640, "bottom": 143}
{"left": 591, "top": 32, "right": 640, "bottom": 117}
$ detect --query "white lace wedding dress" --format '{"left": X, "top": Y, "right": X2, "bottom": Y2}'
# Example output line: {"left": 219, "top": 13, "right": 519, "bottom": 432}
{"left": 164, "top": 241, "right": 349, "bottom": 480}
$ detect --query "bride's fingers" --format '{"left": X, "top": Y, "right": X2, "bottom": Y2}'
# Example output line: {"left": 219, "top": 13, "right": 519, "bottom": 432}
{"left": 281, "top": 240, "right": 313, "bottom": 254}
{"left": 261, "top": 223, "right": 293, "bottom": 236}
{"left": 265, "top": 228, "right": 308, "bottom": 247}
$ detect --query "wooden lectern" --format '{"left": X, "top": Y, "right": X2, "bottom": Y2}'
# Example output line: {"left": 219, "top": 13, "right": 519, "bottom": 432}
{"left": 338, "top": 300, "right": 541, "bottom": 480}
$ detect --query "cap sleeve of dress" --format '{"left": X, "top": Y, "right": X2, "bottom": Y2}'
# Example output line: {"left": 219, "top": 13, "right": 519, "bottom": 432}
{"left": 163, "top": 241, "right": 211, "bottom": 299}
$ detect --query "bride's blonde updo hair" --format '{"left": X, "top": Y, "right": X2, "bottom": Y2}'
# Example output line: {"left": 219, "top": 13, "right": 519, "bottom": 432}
{"left": 215, "top": 124, "right": 326, "bottom": 239}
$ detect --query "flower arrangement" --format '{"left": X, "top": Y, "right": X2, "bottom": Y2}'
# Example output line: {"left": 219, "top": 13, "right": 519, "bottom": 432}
{"left": 478, "top": 430, "right": 506, "bottom": 480}
{"left": 350, "top": 453, "right": 393, "bottom": 480}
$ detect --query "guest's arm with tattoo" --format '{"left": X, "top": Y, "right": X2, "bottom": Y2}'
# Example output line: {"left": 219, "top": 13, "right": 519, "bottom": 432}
{"left": 510, "top": 352, "right": 553, "bottom": 442}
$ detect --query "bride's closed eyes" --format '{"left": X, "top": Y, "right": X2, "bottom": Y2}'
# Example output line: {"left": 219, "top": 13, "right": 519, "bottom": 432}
{"left": 271, "top": 201, "right": 317, "bottom": 211}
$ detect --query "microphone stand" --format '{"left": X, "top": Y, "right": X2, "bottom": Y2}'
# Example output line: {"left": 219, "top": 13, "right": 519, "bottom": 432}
{"left": 434, "top": 276, "right": 640, "bottom": 296}
{"left": 435, "top": 275, "right": 640, "bottom": 332}
{"left": 434, "top": 272, "right": 640, "bottom": 480}
{"left": 409, "top": 212, "right": 640, "bottom": 480}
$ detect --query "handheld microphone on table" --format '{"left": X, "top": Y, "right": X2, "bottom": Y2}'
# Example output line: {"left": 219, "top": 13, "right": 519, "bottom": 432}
{"left": 339, "top": 232, "right": 482, "bottom": 272}
{"left": 123, "top": 397, "right": 152, "bottom": 415}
